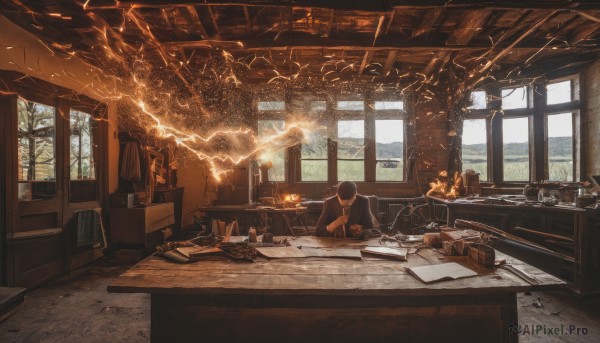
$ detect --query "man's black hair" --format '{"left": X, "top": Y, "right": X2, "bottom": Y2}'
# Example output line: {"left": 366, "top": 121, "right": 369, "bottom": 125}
{"left": 337, "top": 181, "right": 357, "bottom": 200}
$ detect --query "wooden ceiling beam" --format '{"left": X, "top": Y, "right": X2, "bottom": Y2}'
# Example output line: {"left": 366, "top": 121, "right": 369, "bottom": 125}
{"left": 358, "top": 50, "right": 374, "bottom": 74}
{"left": 446, "top": 10, "right": 491, "bottom": 45}
{"left": 326, "top": 9, "right": 335, "bottom": 37}
{"left": 412, "top": 8, "right": 442, "bottom": 38}
{"left": 422, "top": 51, "right": 450, "bottom": 77}
{"left": 84, "top": 1, "right": 600, "bottom": 11}
{"left": 383, "top": 49, "right": 399, "bottom": 75}
{"left": 570, "top": 22, "right": 600, "bottom": 44}
{"left": 243, "top": 5, "right": 253, "bottom": 38}
{"left": 163, "top": 38, "right": 585, "bottom": 52}
{"left": 185, "top": 5, "right": 211, "bottom": 39}
{"left": 384, "top": 8, "right": 396, "bottom": 35}
{"left": 206, "top": 5, "right": 221, "bottom": 39}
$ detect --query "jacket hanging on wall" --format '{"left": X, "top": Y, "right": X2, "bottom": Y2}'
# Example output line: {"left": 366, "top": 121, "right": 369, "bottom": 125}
{"left": 120, "top": 141, "right": 141, "bottom": 181}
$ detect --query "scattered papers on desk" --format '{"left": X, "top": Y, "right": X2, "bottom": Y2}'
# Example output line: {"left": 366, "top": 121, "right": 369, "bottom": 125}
{"left": 300, "top": 247, "right": 362, "bottom": 259}
{"left": 361, "top": 247, "right": 408, "bottom": 261}
{"left": 406, "top": 262, "right": 477, "bottom": 283}
{"left": 256, "top": 246, "right": 306, "bottom": 258}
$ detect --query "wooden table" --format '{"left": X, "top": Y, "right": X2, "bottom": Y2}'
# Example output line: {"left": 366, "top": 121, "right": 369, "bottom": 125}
{"left": 108, "top": 236, "right": 565, "bottom": 343}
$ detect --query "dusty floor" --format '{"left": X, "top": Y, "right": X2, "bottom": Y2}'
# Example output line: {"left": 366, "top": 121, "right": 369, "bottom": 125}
{"left": 0, "top": 250, "right": 599, "bottom": 343}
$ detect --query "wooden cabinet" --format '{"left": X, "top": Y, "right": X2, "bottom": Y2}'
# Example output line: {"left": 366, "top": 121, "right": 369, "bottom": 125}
{"left": 153, "top": 187, "right": 184, "bottom": 232}
{"left": 109, "top": 203, "right": 174, "bottom": 252}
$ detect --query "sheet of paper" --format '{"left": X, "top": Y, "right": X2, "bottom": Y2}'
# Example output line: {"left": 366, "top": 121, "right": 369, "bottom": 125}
{"left": 300, "top": 247, "right": 362, "bottom": 259}
{"left": 406, "top": 262, "right": 477, "bottom": 283}
{"left": 361, "top": 247, "right": 408, "bottom": 261}
{"left": 255, "top": 246, "right": 306, "bottom": 258}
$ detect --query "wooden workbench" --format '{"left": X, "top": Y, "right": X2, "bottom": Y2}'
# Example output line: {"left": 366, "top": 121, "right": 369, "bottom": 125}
{"left": 108, "top": 236, "right": 565, "bottom": 343}
{"left": 429, "top": 196, "right": 600, "bottom": 294}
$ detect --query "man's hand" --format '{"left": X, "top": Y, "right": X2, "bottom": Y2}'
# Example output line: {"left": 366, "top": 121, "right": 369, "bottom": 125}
{"left": 327, "top": 215, "right": 349, "bottom": 233}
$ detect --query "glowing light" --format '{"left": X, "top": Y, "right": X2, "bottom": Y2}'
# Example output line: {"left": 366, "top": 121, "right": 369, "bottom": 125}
{"left": 426, "top": 171, "right": 462, "bottom": 200}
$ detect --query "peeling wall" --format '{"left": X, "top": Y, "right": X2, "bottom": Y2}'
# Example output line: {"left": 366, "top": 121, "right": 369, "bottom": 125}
{"left": 0, "top": 15, "right": 120, "bottom": 193}
{"left": 584, "top": 60, "right": 600, "bottom": 177}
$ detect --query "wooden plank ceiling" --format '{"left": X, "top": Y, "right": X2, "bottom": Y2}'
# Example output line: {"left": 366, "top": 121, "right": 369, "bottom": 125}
{"left": 3, "top": 0, "right": 600, "bottom": 91}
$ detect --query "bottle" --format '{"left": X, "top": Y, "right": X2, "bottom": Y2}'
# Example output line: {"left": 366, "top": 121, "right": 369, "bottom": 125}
{"left": 248, "top": 228, "right": 257, "bottom": 242}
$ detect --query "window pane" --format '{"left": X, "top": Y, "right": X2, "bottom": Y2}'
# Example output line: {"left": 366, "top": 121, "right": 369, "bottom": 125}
{"left": 301, "top": 160, "right": 328, "bottom": 181}
{"left": 547, "top": 81, "right": 571, "bottom": 105}
{"left": 376, "top": 120, "right": 403, "bottom": 181}
{"left": 309, "top": 101, "right": 327, "bottom": 113}
{"left": 338, "top": 160, "right": 364, "bottom": 181}
{"left": 70, "top": 110, "right": 95, "bottom": 180}
{"left": 17, "top": 98, "right": 56, "bottom": 200}
{"left": 503, "top": 117, "right": 530, "bottom": 181}
{"left": 258, "top": 101, "right": 285, "bottom": 111}
{"left": 374, "top": 101, "right": 403, "bottom": 110}
{"left": 337, "top": 101, "right": 363, "bottom": 111}
{"left": 338, "top": 120, "right": 364, "bottom": 181}
{"left": 548, "top": 113, "right": 573, "bottom": 181}
{"left": 301, "top": 124, "right": 328, "bottom": 181}
{"left": 469, "top": 90, "right": 486, "bottom": 110}
{"left": 502, "top": 87, "right": 528, "bottom": 110}
{"left": 257, "top": 120, "right": 286, "bottom": 181}
{"left": 461, "top": 119, "right": 487, "bottom": 180}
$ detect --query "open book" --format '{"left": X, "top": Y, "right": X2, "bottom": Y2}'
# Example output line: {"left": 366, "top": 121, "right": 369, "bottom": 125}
{"left": 405, "top": 262, "right": 477, "bottom": 283}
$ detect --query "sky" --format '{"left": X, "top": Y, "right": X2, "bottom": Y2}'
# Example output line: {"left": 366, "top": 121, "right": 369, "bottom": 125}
{"left": 338, "top": 119, "right": 404, "bottom": 143}
{"left": 463, "top": 81, "right": 573, "bottom": 145}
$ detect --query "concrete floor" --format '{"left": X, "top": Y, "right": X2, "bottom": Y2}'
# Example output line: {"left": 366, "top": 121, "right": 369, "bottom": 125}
{"left": 0, "top": 250, "right": 599, "bottom": 343}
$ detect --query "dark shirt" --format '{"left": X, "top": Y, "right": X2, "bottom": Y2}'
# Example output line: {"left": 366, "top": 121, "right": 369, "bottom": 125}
{"left": 315, "top": 194, "right": 375, "bottom": 237}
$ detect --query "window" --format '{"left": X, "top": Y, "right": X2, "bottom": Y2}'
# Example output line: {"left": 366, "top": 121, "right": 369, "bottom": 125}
{"left": 547, "top": 81, "right": 571, "bottom": 105}
{"left": 461, "top": 119, "right": 487, "bottom": 180}
{"left": 300, "top": 100, "right": 328, "bottom": 181}
{"left": 258, "top": 101, "right": 285, "bottom": 111}
{"left": 17, "top": 97, "right": 56, "bottom": 201}
{"left": 257, "top": 120, "right": 286, "bottom": 181}
{"left": 309, "top": 101, "right": 327, "bottom": 113}
{"left": 70, "top": 110, "right": 95, "bottom": 180}
{"left": 300, "top": 128, "right": 328, "bottom": 181}
{"left": 337, "top": 101, "right": 364, "bottom": 111}
{"left": 375, "top": 120, "right": 403, "bottom": 181}
{"left": 374, "top": 101, "right": 403, "bottom": 110}
{"left": 547, "top": 113, "right": 573, "bottom": 181}
{"left": 337, "top": 120, "right": 365, "bottom": 181}
{"left": 503, "top": 117, "right": 530, "bottom": 181}
{"left": 502, "top": 86, "right": 528, "bottom": 110}
{"left": 469, "top": 90, "right": 486, "bottom": 110}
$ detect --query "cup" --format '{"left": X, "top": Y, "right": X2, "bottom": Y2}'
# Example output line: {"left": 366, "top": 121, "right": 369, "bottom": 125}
{"left": 349, "top": 224, "right": 363, "bottom": 238}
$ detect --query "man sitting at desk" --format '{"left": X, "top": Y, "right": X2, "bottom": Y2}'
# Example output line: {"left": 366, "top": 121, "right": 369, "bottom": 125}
{"left": 315, "top": 181, "right": 376, "bottom": 237}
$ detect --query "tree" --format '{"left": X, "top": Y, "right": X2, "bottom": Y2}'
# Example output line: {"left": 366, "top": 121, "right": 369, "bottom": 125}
{"left": 17, "top": 99, "right": 55, "bottom": 181}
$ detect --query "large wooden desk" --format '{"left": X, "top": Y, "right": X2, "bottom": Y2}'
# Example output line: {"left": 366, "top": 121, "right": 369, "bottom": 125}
{"left": 108, "top": 237, "right": 564, "bottom": 343}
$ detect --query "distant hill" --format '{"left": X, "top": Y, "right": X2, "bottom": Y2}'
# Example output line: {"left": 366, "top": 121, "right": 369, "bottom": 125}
{"left": 335, "top": 137, "right": 403, "bottom": 159}
{"left": 462, "top": 137, "right": 571, "bottom": 159}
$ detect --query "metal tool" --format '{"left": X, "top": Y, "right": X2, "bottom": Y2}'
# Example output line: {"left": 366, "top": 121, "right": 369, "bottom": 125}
{"left": 342, "top": 206, "right": 348, "bottom": 238}
{"left": 500, "top": 264, "right": 540, "bottom": 285}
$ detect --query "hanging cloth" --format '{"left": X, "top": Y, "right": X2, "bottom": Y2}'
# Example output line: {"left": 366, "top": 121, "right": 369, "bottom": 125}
{"left": 120, "top": 142, "right": 141, "bottom": 181}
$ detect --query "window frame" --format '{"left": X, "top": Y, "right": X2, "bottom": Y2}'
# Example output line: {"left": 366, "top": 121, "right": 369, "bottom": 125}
{"left": 264, "top": 92, "right": 409, "bottom": 187}
{"left": 462, "top": 75, "right": 581, "bottom": 185}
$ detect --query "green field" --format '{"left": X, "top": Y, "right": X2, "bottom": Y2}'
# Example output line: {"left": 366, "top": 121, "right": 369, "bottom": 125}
{"left": 462, "top": 136, "right": 573, "bottom": 181}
